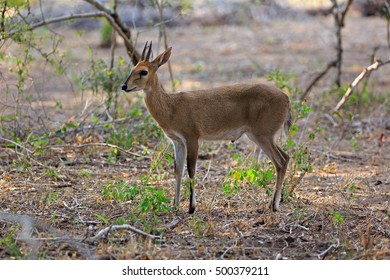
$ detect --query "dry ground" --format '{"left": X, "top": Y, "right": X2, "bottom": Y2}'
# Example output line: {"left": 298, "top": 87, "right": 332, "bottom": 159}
{"left": 0, "top": 11, "right": 389, "bottom": 259}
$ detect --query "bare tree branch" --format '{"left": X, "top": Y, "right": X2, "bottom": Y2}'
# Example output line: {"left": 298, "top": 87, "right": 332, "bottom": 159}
{"left": 330, "top": 0, "right": 354, "bottom": 87}
{"left": 0, "top": 0, "right": 7, "bottom": 34}
{"left": 6, "top": 12, "right": 106, "bottom": 39}
{"left": 155, "top": 0, "right": 176, "bottom": 91}
{"left": 301, "top": 60, "right": 338, "bottom": 101}
{"left": 334, "top": 57, "right": 390, "bottom": 111}
{"left": 83, "top": 0, "right": 140, "bottom": 64}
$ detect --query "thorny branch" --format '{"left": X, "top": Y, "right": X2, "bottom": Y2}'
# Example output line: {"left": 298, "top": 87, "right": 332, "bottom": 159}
{"left": 334, "top": 57, "right": 390, "bottom": 111}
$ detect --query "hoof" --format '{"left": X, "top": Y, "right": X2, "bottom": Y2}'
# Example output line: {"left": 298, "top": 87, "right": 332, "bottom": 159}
{"left": 188, "top": 206, "right": 195, "bottom": 214}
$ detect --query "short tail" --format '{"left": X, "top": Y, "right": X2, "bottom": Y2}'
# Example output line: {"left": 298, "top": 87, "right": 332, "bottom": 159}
{"left": 284, "top": 106, "right": 292, "bottom": 135}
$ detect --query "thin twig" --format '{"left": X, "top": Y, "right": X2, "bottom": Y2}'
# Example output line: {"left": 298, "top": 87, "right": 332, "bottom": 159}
{"left": 0, "top": 136, "right": 34, "bottom": 154}
{"left": 334, "top": 57, "right": 390, "bottom": 111}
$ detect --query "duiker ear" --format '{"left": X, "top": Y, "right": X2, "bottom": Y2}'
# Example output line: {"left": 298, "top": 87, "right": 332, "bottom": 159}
{"left": 152, "top": 47, "right": 172, "bottom": 68}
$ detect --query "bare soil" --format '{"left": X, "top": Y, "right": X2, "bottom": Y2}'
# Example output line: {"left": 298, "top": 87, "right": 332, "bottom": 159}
{"left": 0, "top": 12, "right": 389, "bottom": 259}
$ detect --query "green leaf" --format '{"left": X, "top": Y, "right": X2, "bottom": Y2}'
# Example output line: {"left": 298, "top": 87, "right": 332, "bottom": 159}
{"left": 93, "top": 213, "right": 109, "bottom": 224}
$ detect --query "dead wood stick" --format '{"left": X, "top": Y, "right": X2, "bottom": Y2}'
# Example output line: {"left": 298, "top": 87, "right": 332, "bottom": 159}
{"left": 317, "top": 239, "right": 340, "bottom": 259}
{"left": 90, "top": 224, "right": 161, "bottom": 240}
{"left": 334, "top": 58, "right": 390, "bottom": 111}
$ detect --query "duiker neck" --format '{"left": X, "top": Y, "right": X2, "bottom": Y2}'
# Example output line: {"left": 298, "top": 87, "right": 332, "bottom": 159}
{"left": 143, "top": 73, "right": 172, "bottom": 129}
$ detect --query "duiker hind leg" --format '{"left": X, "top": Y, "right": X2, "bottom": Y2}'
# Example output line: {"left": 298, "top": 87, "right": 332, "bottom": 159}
{"left": 247, "top": 134, "right": 289, "bottom": 211}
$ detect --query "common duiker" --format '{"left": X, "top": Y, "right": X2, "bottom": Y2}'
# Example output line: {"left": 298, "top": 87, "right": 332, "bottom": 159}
{"left": 122, "top": 41, "right": 291, "bottom": 214}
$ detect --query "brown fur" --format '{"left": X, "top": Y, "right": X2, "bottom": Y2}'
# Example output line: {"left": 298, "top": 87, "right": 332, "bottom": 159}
{"left": 122, "top": 44, "right": 290, "bottom": 214}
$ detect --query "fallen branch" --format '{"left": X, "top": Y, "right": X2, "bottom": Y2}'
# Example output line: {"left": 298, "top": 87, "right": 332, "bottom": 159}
{"left": 48, "top": 143, "right": 151, "bottom": 159}
{"left": 317, "top": 239, "right": 340, "bottom": 259}
{"left": 0, "top": 212, "right": 94, "bottom": 259}
{"left": 90, "top": 224, "right": 162, "bottom": 241}
{"left": 220, "top": 239, "right": 238, "bottom": 259}
{"left": 334, "top": 57, "right": 390, "bottom": 111}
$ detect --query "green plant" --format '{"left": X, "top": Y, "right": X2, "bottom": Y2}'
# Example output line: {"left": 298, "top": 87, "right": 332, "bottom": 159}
{"left": 14, "top": 158, "right": 31, "bottom": 173}
{"left": 222, "top": 154, "right": 275, "bottom": 196}
{"left": 330, "top": 210, "right": 345, "bottom": 227}
{"left": 94, "top": 213, "right": 109, "bottom": 224}
{"left": 44, "top": 168, "right": 58, "bottom": 179}
{"left": 47, "top": 191, "right": 59, "bottom": 204}
{"left": 0, "top": 226, "right": 24, "bottom": 259}
{"left": 102, "top": 180, "right": 141, "bottom": 202}
{"left": 102, "top": 179, "right": 171, "bottom": 213}
{"left": 139, "top": 187, "right": 171, "bottom": 213}
{"left": 268, "top": 70, "right": 314, "bottom": 198}
{"left": 80, "top": 49, "right": 132, "bottom": 118}
{"left": 99, "top": 18, "right": 113, "bottom": 48}
{"left": 189, "top": 216, "right": 211, "bottom": 237}
{"left": 80, "top": 169, "right": 92, "bottom": 179}
{"left": 101, "top": 178, "right": 171, "bottom": 234}
{"left": 350, "top": 134, "right": 362, "bottom": 153}
{"left": 29, "top": 133, "right": 49, "bottom": 155}
{"left": 267, "top": 70, "right": 299, "bottom": 96}
{"left": 50, "top": 211, "right": 59, "bottom": 223}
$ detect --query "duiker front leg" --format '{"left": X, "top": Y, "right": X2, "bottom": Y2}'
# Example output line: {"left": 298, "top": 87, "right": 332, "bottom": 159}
{"left": 186, "top": 139, "right": 199, "bottom": 214}
{"left": 173, "top": 140, "right": 186, "bottom": 209}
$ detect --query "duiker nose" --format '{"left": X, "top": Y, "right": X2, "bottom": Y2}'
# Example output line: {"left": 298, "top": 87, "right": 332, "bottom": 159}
{"left": 121, "top": 83, "right": 127, "bottom": 91}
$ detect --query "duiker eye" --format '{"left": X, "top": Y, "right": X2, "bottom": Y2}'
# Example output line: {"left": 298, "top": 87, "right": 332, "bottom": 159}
{"left": 140, "top": 70, "right": 148, "bottom": 76}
